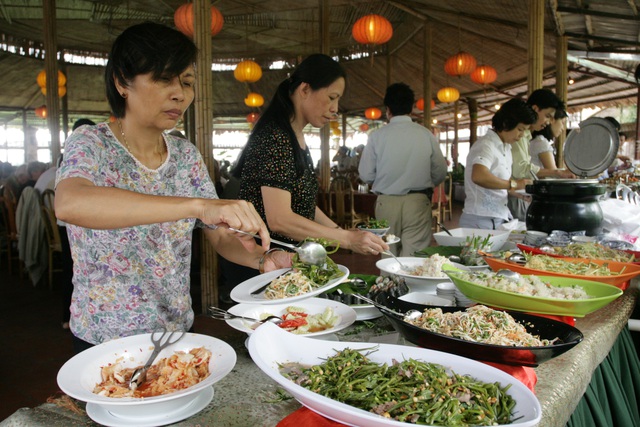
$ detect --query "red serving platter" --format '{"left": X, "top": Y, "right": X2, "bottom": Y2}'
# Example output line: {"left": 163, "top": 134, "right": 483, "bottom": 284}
{"left": 517, "top": 243, "right": 640, "bottom": 265}
{"left": 482, "top": 255, "right": 640, "bottom": 290}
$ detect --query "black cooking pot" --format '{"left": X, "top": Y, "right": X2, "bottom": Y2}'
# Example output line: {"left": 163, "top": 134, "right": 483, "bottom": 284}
{"left": 525, "top": 117, "right": 618, "bottom": 236}
{"left": 525, "top": 179, "right": 606, "bottom": 235}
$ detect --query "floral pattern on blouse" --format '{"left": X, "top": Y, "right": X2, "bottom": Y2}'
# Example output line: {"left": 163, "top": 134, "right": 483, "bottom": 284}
{"left": 238, "top": 121, "right": 318, "bottom": 243}
{"left": 56, "top": 123, "right": 216, "bottom": 345}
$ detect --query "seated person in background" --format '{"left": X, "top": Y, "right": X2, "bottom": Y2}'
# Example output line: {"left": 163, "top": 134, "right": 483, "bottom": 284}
{"left": 332, "top": 145, "right": 351, "bottom": 174}
{"left": 529, "top": 104, "right": 567, "bottom": 169}
{"left": 459, "top": 98, "right": 536, "bottom": 230}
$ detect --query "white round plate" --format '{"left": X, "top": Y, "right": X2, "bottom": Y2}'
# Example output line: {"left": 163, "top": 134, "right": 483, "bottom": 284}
{"left": 230, "top": 265, "right": 349, "bottom": 305}
{"left": 225, "top": 298, "right": 357, "bottom": 336}
{"left": 383, "top": 236, "right": 400, "bottom": 245}
{"left": 85, "top": 386, "right": 214, "bottom": 427}
{"left": 248, "top": 323, "right": 542, "bottom": 427}
{"left": 57, "top": 333, "right": 235, "bottom": 419}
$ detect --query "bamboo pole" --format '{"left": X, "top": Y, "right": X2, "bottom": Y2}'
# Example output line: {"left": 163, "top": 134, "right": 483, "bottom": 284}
{"left": 556, "top": 35, "right": 568, "bottom": 167}
{"left": 467, "top": 97, "right": 477, "bottom": 145}
{"left": 193, "top": 0, "right": 217, "bottom": 311}
{"left": 43, "top": 0, "right": 61, "bottom": 164}
{"left": 423, "top": 22, "right": 432, "bottom": 129}
{"left": 319, "top": 0, "right": 331, "bottom": 192}
{"left": 528, "top": 0, "right": 545, "bottom": 93}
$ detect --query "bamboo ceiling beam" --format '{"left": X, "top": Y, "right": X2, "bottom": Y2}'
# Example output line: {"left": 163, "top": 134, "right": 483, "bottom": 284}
{"left": 528, "top": 0, "right": 545, "bottom": 93}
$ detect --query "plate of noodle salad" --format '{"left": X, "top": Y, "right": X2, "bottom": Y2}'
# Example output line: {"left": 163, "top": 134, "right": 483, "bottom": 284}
{"left": 230, "top": 263, "right": 349, "bottom": 305}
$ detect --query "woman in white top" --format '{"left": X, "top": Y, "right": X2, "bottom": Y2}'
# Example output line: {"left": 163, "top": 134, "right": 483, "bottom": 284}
{"left": 529, "top": 105, "right": 567, "bottom": 169}
{"left": 459, "top": 98, "right": 537, "bottom": 229}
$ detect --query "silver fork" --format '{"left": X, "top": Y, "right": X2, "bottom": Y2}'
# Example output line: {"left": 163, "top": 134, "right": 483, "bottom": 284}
{"left": 128, "top": 330, "right": 186, "bottom": 390}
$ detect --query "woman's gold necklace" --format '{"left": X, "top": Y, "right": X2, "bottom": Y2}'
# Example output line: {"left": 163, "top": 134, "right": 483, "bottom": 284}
{"left": 117, "top": 119, "right": 165, "bottom": 164}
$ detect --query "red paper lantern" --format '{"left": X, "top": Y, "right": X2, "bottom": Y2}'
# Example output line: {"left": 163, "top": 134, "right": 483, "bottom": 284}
{"left": 364, "top": 107, "right": 382, "bottom": 120}
{"left": 244, "top": 92, "right": 264, "bottom": 108}
{"left": 437, "top": 87, "right": 460, "bottom": 103}
{"left": 234, "top": 60, "right": 262, "bottom": 83}
{"left": 444, "top": 51, "right": 477, "bottom": 76}
{"left": 352, "top": 14, "right": 393, "bottom": 45}
{"left": 35, "top": 105, "right": 47, "bottom": 118}
{"left": 359, "top": 123, "right": 369, "bottom": 132}
{"left": 174, "top": 3, "right": 224, "bottom": 38}
{"left": 416, "top": 98, "right": 436, "bottom": 111}
{"left": 36, "top": 70, "right": 66, "bottom": 88}
{"left": 470, "top": 64, "right": 498, "bottom": 85}
{"left": 246, "top": 112, "right": 260, "bottom": 124}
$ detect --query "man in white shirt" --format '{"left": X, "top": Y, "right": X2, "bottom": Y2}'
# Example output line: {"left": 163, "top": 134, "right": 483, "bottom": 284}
{"left": 359, "top": 83, "right": 448, "bottom": 256}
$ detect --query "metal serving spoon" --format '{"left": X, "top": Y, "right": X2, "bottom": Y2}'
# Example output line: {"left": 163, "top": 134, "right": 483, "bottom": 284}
{"left": 207, "top": 225, "right": 326, "bottom": 266}
{"left": 381, "top": 250, "right": 410, "bottom": 270}
{"left": 496, "top": 268, "right": 522, "bottom": 281}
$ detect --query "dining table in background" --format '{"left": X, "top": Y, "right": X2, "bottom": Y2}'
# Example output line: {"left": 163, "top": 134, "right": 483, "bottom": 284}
{"left": 2, "top": 284, "right": 638, "bottom": 427}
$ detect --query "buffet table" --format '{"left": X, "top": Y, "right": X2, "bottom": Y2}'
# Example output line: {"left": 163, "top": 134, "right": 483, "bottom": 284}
{"left": 2, "top": 287, "right": 638, "bottom": 427}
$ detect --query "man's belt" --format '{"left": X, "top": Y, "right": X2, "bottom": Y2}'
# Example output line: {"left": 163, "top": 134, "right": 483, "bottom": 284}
{"left": 408, "top": 188, "right": 433, "bottom": 198}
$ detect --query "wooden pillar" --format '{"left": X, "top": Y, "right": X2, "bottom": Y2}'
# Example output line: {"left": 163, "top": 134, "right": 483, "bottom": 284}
{"left": 467, "top": 97, "right": 477, "bottom": 146}
{"left": 193, "top": 0, "right": 217, "bottom": 311}
{"left": 453, "top": 101, "right": 459, "bottom": 166}
{"left": 556, "top": 35, "right": 568, "bottom": 167}
{"left": 423, "top": 22, "right": 432, "bottom": 128}
{"left": 528, "top": 0, "right": 545, "bottom": 93}
{"left": 319, "top": 0, "right": 331, "bottom": 192}
{"left": 43, "top": 0, "right": 61, "bottom": 164}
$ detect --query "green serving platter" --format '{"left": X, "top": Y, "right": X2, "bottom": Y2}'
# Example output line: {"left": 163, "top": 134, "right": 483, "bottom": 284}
{"left": 443, "top": 268, "right": 623, "bottom": 317}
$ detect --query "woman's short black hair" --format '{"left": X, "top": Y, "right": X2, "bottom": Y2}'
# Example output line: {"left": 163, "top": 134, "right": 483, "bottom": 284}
{"left": 527, "top": 88, "right": 562, "bottom": 110}
{"left": 105, "top": 22, "right": 198, "bottom": 118}
{"left": 492, "top": 98, "right": 537, "bottom": 132}
{"left": 384, "top": 82, "right": 415, "bottom": 116}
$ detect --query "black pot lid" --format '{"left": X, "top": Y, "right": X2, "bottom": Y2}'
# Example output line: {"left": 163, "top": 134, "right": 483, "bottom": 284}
{"left": 563, "top": 117, "right": 619, "bottom": 177}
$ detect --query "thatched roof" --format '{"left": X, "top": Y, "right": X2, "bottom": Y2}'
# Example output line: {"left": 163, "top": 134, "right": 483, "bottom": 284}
{"left": 0, "top": 0, "right": 638, "bottom": 131}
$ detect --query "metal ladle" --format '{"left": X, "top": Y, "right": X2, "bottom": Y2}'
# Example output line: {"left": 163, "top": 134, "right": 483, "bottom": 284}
{"left": 349, "top": 293, "right": 422, "bottom": 320}
{"left": 496, "top": 268, "right": 522, "bottom": 281}
{"left": 207, "top": 226, "right": 326, "bottom": 266}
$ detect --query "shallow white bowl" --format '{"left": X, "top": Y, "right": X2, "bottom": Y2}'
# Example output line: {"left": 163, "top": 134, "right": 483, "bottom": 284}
{"left": 357, "top": 226, "right": 390, "bottom": 236}
{"left": 57, "top": 333, "right": 236, "bottom": 419}
{"left": 398, "top": 292, "right": 455, "bottom": 306}
{"left": 248, "top": 323, "right": 542, "bottom": 427}
{"left": 433, "top": 228, "right": 511, "bottom": 252}
{"left": 376, "top": 257, "right": 451, "bottom": 293}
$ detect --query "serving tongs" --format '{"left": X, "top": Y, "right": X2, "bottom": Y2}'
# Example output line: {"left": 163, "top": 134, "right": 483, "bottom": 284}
{"left": 129, "top": 330, "right": 186, "bottom": 390}
{"left": 349, "top": 293, "right": 422, "bottom": 321}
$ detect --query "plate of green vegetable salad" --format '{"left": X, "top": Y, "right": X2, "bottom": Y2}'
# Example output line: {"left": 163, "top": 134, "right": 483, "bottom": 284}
{"left": 249, "top": 322, "right": 542, "bottom": 427}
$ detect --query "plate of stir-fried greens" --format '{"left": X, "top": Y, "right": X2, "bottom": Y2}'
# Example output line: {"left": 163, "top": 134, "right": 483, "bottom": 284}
{"left": 248, "top": 323, "right": 542, "bottom": 427}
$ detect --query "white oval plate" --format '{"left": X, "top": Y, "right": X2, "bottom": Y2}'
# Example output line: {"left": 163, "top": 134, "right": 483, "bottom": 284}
{"left": 248, "top": 323, "right": 542, "bottom": 427}
{"left": 230, "top": 265, "right": 349, "bottom": 305}
{"left": 57, "top": 333, "right": 235, "bottom": 415}
{"left": 225, "top": 298, "right": 357, "bottom": 336}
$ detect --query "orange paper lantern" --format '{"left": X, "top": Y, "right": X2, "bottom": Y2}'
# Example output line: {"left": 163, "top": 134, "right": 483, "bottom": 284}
{"left": 36, "top": 70, "right": 66, "bottom": 88}
{"left": 246, "top": 112, "right": 260, "bottom": 124}
{"left": 437, "top": 87, "right": 460, "bottom": 103}
{"left": 416, "top": 98, "right": 436, "bottom": 111}
{"left": 244, "top": 92, "right": 264, "bottom": 108}
{"left": 234, "top": 60, "right": 262, "bottom": 83}
{"left": 352, "top": 14, "right": 393, "bottom": 45}
{"left": 174, "top": 3, "right": 224, "bottom": 38}
{"left": 444, "top": 51, "right": 477, "bottom": 76}
{"left": 470, "top": 64, "right": 498, "bottom": 85}
{"left": 364, "top": 107, "right": 382, "bottom": 120}
{"left": 359, "top": 123, "right": 369, "bottom": 132}
{"left": 35, "top": 105, "right": 47, "bottom": 118}
{"left": 40, "top": 85, "right": 67, "bottom": 97}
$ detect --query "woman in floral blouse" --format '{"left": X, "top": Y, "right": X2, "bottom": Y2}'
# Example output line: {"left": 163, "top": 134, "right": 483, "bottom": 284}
{"left": 55, "top": 22, "right": 291, "bottom": 352}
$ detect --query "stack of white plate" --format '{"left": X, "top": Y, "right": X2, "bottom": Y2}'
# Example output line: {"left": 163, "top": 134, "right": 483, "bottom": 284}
{"left": 435, "top": 282, "right": 456, "bottom": 305}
